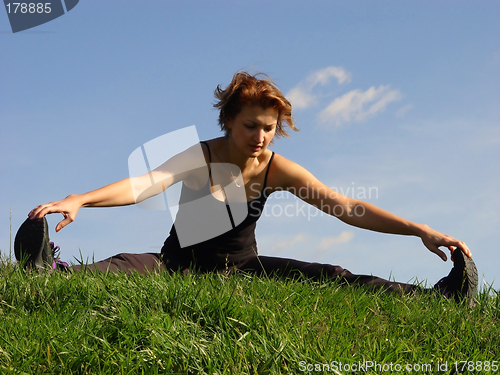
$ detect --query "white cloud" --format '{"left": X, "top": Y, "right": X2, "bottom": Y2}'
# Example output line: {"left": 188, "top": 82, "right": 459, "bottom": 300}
{"left": 285, "top": 87, "right": 317, "bottom": 109}
{"left": 318, "top": 231, "right": 355, "bottom": 250}
{"left": 286, "top": 66, "right": 351, "bottom": 109}
{"left": 270, "top": 232, "right": 308, "bottom": 252}
{"left": 395, "top": 104, "right": 414, "bottom": 118}
{"left": 318, "top": 85, "right": 402, "bottom": 127}
{"left": 308, "top": 66, "right": 352, "bottom": 86}
{"left": 287, "top": 67, "right": 405, "bottom": 127}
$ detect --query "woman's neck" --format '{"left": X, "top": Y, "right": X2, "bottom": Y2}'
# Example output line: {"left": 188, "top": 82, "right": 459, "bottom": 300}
{"left": 225, "top": 136, "right": 259, "bottom": 174}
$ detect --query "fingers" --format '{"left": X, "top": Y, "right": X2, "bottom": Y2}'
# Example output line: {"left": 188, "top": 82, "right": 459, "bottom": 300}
{"left": 422, "top": 233, "right": 471, "bottom": 262}
{"left": 433, "top": 248, "right": 447, "bottom": 262}
{"left": 461, "top": 244, "right": 472, "bottom": 259}
{"left": 29, "top": 202, "right": 57, "bottom": 219}
{"left": 56, "top": 216, "right": 73, "bottom": 232}
{"left": 28, "top": 200, "right": 76, "bottom": 232}
{"left": 29, "top": 200, "right": 68, "bottom": 220}
{"left": 449, "top": 240, "right": 472, "bottom": 259}
{"left": 448, "top": 246, "right": 455, "bottom": 262}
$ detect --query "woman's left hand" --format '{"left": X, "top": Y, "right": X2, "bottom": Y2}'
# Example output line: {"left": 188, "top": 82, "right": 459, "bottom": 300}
{"left": 417, "top": 224, "right": 472, "bottom": 262}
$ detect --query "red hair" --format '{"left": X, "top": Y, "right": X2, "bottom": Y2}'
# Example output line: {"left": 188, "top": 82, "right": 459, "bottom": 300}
{"left": 213, "top": 71, "right": 298, "bottom": 137}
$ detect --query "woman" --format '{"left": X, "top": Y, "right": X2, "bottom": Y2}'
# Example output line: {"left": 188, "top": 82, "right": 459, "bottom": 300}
{"left": 15, "top": 71, "right": 478, "bottom": 302}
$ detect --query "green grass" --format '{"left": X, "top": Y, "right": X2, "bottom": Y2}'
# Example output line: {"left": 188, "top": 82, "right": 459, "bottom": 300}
{"left": 0, "top": 262, "right": 499, "bottom": 374}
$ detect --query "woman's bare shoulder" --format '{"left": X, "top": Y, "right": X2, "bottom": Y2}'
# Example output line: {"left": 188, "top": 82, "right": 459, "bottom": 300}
{"left": 270, "top": 152, "right": 308, "bottom": 173}
{"left": 267, "top": 153, "right": 319, "bottom": 190}
{"left": 200, "top": 137, "right": 225, "bottom": 162}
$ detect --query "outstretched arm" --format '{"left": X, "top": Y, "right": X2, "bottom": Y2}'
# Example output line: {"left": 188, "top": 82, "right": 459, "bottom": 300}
{"left": 29, "top": 143, "right": 208, "bottom": 232}
{"left": 331, "top": 198, "right": 471, "bottom": 261}
{"left": 269, "top": 154, "right": 472, "bottom": 261}
{"left": 28, "top": 171, "right": 173, "bottom": 232}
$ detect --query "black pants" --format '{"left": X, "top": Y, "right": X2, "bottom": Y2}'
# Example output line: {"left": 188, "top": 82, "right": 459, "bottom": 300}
{"left": 71, "top": 252, "right": 419, "bottom": 294}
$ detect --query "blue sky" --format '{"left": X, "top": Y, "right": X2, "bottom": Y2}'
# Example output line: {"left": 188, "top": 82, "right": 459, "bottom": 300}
{"left": 1, "top": 1, "right": 499, "bottom": 289}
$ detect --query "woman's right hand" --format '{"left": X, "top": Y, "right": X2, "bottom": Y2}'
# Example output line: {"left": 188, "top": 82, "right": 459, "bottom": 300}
{"left": 28, "top": 194, "right": 83, "bottom": 232}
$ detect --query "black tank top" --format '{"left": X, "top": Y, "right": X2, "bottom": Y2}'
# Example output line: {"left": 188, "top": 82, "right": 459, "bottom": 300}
{"left": 161, "top": 141, "right": 275, "bottom": 271}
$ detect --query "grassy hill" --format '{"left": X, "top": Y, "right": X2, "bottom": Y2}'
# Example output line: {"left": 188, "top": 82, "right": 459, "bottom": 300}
{"left": 0, "top": 262, "right": 498, "bottom": 374}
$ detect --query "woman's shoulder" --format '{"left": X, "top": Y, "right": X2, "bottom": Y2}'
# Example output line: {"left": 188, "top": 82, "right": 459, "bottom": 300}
{"left": 268, "top": 152, "right": 301, "bottom": 169}
{"left": 266, "top": 152, "right": 318, "bottom": 191}
{"left": 201, "top": 137, "right": 223, "bottom": 146}
{"left": 199, "top": 137, "right": 225, "bottom": 162}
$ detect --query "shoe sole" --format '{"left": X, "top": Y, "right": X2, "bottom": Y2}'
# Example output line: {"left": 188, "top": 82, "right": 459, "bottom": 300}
{"left": 454, "top": 248, "right": 479, "bottom": 304}
{"left": 14, "top": 217, "right": 51, "bottom": 269}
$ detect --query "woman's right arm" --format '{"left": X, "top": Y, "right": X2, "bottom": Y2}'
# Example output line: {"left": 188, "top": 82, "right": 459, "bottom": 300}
{"left": 28, "top": 142, "right": 208, "bottom": 232}
{"left": 28, "top": 172, "right": 173, "bottom": 232}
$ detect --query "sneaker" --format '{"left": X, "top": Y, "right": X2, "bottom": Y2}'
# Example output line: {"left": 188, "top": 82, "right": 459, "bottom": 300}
{"left": 14, "top": 217, "right": 54, "bottom": 270}
{"left": 434, "top": 248, "right": 478, "bottom": 305}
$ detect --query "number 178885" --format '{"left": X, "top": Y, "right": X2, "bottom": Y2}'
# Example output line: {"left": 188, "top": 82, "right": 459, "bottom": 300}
{"left": 454, "top": 361, "right": 498, "bottom": 372}
{"left": 5, "top": 3, "right": 52, "bottom": 14}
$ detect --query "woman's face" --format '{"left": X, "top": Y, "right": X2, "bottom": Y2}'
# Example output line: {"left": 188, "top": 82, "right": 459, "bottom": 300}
{"left": 226, "top": 105, "right": 278, "bottom": 157}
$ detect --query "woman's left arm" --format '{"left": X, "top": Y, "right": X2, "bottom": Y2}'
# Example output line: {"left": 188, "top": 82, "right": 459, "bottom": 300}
{"left": 268, "top": 154, "right": 471, "bottom": 261}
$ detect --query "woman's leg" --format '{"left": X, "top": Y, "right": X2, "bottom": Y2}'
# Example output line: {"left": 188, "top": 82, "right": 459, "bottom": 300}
{"left": 239, "top": 255, "right": 419, "bottom": 293}
{"left": 71, "top": 253, "right": 166, "bottom": 275}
